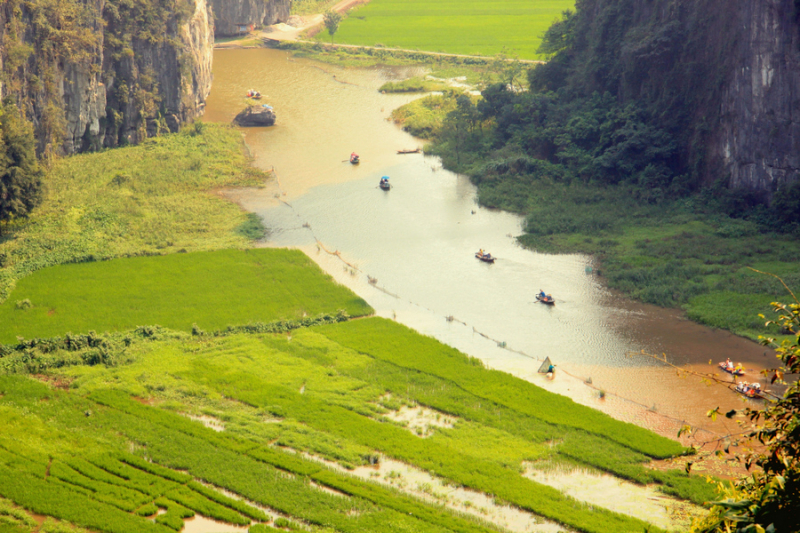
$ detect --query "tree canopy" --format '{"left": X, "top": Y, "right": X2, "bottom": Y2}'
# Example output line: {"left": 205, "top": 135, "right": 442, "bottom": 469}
{"left": 323, "top": 10, "right": 342, "bottom": 44}
{"left": 0, "top": 102, "right": 44, "bottom": 228}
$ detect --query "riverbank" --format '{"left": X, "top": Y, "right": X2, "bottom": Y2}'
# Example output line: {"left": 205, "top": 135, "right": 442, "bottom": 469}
{"left": 390, "top": 92, "right": 799, "bottom": 341}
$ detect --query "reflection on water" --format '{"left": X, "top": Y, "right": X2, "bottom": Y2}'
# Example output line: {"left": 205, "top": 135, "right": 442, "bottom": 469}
{"left": 207, "top": 49, "right": 773, "bottom": 443}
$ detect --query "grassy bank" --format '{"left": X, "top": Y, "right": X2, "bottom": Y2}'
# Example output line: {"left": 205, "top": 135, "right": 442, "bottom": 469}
{"left": 325, "top": 0, "right": 574, "bottom": 60}
{"left": 0, "top": 248, "right": 371, "bottom": 343}
{"left": 0, "top": 123, "right": 268, "bottom": 305}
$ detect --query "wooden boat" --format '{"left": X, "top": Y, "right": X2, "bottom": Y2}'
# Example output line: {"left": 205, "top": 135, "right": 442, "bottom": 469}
{"left": 379, "top": 177, "right": 391, "bottom": 190}
{"left": 475, "top": 251, "right": 495, "bottom": 263}
{"left": 734, "top": 382, "right": 765, "bottom": 399}
{"left": 350, "top": 153, "right": 360, "bottom": 164}
{"left": 536, "top": 294, "right": 555, "bottom": 305}
{"left": 397, "top": 148, "right": 421, "bottom": 154}
{"left": 719, "top": 362, "right": 745, "bottom": 376}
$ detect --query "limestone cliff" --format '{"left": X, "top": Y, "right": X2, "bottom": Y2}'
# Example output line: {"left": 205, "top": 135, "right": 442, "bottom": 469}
{"left": 0, "top": 0, "right": 213, "bottom": 154}
{"left": 211, "top": 0, "right": 291, "bottom": 37}
{"left": 537, "top": 0, "right": 800, "bottom": 200}
{"left": 715, "top": 0, "right": 800, "bottom": 196}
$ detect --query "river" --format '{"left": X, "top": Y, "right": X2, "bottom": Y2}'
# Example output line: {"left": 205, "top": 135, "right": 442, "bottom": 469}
{"left": 205, "top": 48, "right": 774, "bottom": 452}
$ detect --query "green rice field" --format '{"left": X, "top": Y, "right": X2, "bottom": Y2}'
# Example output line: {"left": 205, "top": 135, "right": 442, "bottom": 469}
{"left": 0, "top": 313, "right": 714, "bottom": 533}
{"left": 328, "top": 0, "right": 575, "bottom": 59}
{"left": 0, "top": 248, "right": 372, "bottom": 343}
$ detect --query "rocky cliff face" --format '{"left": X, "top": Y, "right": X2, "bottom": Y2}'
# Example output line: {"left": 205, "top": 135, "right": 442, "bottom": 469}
{"left": 211, "top": 0, "right": 291, "bottom": 37}
{"left": 0, "top": 0, "right": 213, "bottom": 154}
{"left": 542, "top": 0, "right": 800, "bottom": 200}
{"left": 715, "top": 0, "right": 800, "bottom": 197}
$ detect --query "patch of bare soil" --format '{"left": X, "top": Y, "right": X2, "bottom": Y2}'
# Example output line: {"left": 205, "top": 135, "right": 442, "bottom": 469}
{"left": 380, "top": 402, "right": 456, "bottom": 438}
{"left": 31, "top": 374, "right": 73, "bottom": 391}
{"left": 299, "top": 451, "right": 571, "bottom": 533}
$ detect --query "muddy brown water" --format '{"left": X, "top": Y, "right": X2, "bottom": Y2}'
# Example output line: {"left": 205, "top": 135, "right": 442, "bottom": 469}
{"left": 206, "top": 48, "right": 775, "bottom": 451}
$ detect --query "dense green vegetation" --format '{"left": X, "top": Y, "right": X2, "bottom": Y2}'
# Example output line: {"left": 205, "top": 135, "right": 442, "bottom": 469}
{"left": 0, "top": 102, "right": 43, "bottom": 228}
{"left": 389, "top": 8, "right": 800, "bottom": 339}
{"left": 0, "top": 310, "right": 712, "bottom": 533}
{"left": 326, "top": 0, "right": 575, "bottom": 59}
{"left": 0, "top": 123, "right": 268, "bottom": 304}
{"left": 0, "top": 248, "right": 371, "bottom": 343}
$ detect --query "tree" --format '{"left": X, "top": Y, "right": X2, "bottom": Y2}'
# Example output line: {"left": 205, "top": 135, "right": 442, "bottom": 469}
{"left": 323, "top": 10, "right": 342, "bottom": 44}
{"left": 0, "top": 102, "right": 44, "bottom": 232}
{"left": 691, "top": 296, "right": 800, "bottom": 533}
{"left": 439, "top": 93, "right": 482, "bottom": 168}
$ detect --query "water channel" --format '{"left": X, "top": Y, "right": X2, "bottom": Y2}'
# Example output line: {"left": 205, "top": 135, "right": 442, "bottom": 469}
{"left": 205, "top": 48, "right": 774, "bottom": 450}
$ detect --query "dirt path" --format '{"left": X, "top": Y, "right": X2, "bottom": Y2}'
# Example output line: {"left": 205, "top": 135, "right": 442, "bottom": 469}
{"left": 257, "top": 0, "right": 369, "bottom": 42}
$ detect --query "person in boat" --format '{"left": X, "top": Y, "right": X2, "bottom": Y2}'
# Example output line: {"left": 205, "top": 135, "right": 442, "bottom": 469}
{"left": 539, "top": 289, "right": 546, "bottom": 299}
{"left": 725, "top": 358, "right": 733, "bottom": 370}
{"left": 735, "top": 363, "right": 743, "bottom": 373}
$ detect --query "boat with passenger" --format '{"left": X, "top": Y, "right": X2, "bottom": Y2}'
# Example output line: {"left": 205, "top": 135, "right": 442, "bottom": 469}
{"left": 475, "top": 250, "right": 495, "bottom": 263}
{"left": 350, "top": 152, "right": 360, "bottom": 164}
{"left": 379, "top": 176, "right": 391, "bottom": 190}
{"left": 735, "top": 381, "right": 765, "bottom": 399}
{"left": 719, "top": 359, "right": 745, "bottom": 376}
{"left": 536, "top": 290, "right": 555, "bottom": 305}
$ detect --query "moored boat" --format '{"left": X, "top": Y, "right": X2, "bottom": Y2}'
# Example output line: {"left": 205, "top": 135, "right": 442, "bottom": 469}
{"left": 475, "top": 250, "right": 495, "bottom": 263}
{"left": 719, "top": 361, "right": 745, "bottom": 376}
{"left": 397, "top": 148, "right": 421, "bottom": 154}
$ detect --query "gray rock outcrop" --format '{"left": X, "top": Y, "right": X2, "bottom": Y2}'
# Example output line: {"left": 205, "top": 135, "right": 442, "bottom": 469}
{"left": 0, "top": 0, "right": 214, "bottom": 154}
{"left": 714, "top": 0, "right": 800, "bottom": 196}
{"left": 234, "top": 105, "right": 276, "bottom": 127}
{"left": 558, "top": 0, "right": 800, "bottom": 200}
{"left": 211, "top": 0, "right": 291, "bottom": 36}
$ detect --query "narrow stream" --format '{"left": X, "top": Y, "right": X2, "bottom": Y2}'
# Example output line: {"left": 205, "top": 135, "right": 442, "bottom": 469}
{"left": 205, "top": 48, "right": 774, "bottom": 445}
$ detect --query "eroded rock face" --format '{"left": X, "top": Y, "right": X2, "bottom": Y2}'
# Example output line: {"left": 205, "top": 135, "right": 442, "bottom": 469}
{"left": 561, "top": 0, "right": 800, "bottom": 200}
{"left": 234, "top": 105, "right": 276, "bottom": 127}
{"left": 714, "top": 0, "right": 800, "bottom": 196}
{"left": 211, "top": 0, "right": 291, "bottom": 37}
{"left": 0, "top": 0, "right": 214, "bottom": 154}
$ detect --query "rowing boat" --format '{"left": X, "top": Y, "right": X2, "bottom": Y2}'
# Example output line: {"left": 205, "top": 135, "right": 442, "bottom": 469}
{"left": 475, "top": 251, "right": 495, "bottom": 263}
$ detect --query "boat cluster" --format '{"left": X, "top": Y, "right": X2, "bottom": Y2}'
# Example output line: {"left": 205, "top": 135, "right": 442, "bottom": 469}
{"left": 719, "top": 359, "right": 769, "bottom": 399}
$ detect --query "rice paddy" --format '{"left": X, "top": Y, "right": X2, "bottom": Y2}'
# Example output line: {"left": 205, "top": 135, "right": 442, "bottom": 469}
{"left": 0, "top": 249, "right": 371, "bottom": 343}
{"left": 326, "top": 0, "right": 575, "bottom": 60}
{"left": 0, "top": 308, "right": 716, "bottom": 533}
